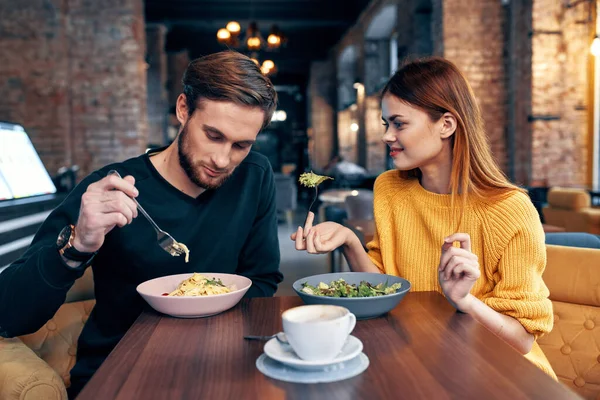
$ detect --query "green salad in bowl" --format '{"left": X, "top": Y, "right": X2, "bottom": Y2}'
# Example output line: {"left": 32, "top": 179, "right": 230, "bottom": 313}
{"left": 293, "top": 272, "right": 411, "bottom": 319}
{"left": 301, "top": 278, "right": 403, "bottom": 298}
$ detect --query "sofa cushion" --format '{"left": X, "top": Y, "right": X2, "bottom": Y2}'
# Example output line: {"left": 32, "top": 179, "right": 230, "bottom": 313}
{"left": 0, "top": 337, "right": 67, "bottom": 400}
{"left": 537, "top": 300, "right": 600, "bottom": 399}
{"left": 19, "top": 299, "right": 95, "bottom": 388}
{"left": 544, "top": 245, "right": 600, "bottom": 307}
{"left": 548, "top": 188, "right": 591, "bottom": 210}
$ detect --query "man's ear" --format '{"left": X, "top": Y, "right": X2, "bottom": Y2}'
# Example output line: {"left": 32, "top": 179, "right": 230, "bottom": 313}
{"left": 440, "top": 112, "right": 457, "bottom": 139}
{"left": 176, "top": 94, "right": 190, "bottom": 125}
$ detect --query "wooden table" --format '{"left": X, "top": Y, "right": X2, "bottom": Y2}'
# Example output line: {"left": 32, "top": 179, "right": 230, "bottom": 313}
{"left": 77, "top": 294, "right": 578, "bottom": 400}
{"left": 318, "top": 189, "right": 371, "bottom": 204}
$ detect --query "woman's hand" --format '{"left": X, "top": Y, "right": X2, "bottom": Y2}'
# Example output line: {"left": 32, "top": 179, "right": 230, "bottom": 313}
{"left": 438, "top": 233, "right": 481, "bottom": 312}
{"left": 290, "top": 211, "right": 352, "bottom": 254}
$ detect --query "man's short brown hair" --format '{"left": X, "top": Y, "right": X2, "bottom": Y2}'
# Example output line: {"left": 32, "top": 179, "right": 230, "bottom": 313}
{"left": 182, "top": 51, "right": 277, "bottom": 130}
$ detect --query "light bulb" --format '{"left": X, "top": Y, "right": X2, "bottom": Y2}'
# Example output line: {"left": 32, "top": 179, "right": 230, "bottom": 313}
{"left": 276, "top": 110, "right": 287, "bottom": 121}
{"left": 217, "top": 28, "right": 231, "bottom": 41}
{"left": 267, "top": 34, "right": 280, "bottom": 45}
{"left": 247, "top": 37, "right": 261, "bottom": 50}
{"left": 261, "top": 65, "right": 271, "bottom": 75}
{"left": 263, "top": 60, "right": 275, "bottom": 70}
{"left": 350, "top": 123, "right": 359, "bottom": 132}
{"left": 226, "top": 21, "right": 241, "bottom": 34}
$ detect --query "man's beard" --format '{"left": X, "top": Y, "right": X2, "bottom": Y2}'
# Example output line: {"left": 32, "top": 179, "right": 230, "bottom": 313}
{"left": 177, "top": 124, "right": 232, "bottom": 190}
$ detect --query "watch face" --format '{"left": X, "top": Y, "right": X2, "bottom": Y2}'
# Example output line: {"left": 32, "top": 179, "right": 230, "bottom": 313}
{"left": 57, "top": 225, "right": 73, "bottom": 248}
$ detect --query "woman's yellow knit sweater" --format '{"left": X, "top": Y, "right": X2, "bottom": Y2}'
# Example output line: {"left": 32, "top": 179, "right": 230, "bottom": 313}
{"left": 366, "top": 170, "right": 556, "bottom": 379}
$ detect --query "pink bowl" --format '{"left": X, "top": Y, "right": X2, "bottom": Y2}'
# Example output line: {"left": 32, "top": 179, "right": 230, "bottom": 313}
{"left": 136, "top": 273, "right": 252, "bottom": 318}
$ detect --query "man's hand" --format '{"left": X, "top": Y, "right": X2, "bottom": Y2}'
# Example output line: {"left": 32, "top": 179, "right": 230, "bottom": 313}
{"left": 71, "top": 174, "right": 139, "bottom": 253}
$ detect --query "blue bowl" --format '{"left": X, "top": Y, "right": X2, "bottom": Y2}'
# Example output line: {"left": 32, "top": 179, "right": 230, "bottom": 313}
{"left": 292, "top": 272, "right": 411, "bottom": 319}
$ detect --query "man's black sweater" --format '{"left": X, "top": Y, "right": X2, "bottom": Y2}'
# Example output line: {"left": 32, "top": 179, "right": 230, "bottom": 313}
{"left": 0, "top": 150, "right": 283, "bottom": 395}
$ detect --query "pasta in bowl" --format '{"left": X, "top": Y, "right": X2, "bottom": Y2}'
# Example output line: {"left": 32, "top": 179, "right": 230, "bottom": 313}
{"left": 166, "top": 273, "right": 235, "bottom": 297}
{"left": 136, "top": 273, "right": 252, "bottom": 318}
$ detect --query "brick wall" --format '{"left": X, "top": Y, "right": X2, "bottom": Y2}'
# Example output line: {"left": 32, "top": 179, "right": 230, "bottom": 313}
{"left": 443, "top": 0, "right": 507, "bottom": 171}
{"left": 146, "top": 24, "right": 168, "bottom": 146}
{"left": 0, "top": 0, "right": 147, "bottom": 179}
{"left": 0, "top": 1, "right": 70, "bottom": 176}
{"left": 531, "top": 0, "right": 591, "bottom": 186}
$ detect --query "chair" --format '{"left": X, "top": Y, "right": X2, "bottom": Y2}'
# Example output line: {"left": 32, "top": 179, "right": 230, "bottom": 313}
{"left": 274, "top": 173, "right": 297, "bottom": 226}
{"left": 0, "top": 268, "right": 95, "bottom": 400}
{"left": 542, "top": 187, "right": 600, "bottom": 234}
{"left": 538, "top": 245, "right": 600, "bottom": 399}
{"left": 344, "top": 190, "right": 374, "bottom": 220}
{"left": 323, "top": 205, "right": 348, "bottom": 272}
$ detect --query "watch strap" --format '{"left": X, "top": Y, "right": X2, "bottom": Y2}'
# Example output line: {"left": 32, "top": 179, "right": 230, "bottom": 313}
{"left": 62, "top": 245, "right": 97, "bottom": 262}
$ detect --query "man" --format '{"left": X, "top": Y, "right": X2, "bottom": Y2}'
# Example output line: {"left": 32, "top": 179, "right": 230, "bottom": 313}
{"left": 0, "top": 51, "right": 283, "bottom": 398}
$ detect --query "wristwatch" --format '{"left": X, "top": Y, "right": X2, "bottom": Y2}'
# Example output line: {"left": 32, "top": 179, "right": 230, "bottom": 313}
{"left": 56, "top": 224, "right": 97, "bottom": 263}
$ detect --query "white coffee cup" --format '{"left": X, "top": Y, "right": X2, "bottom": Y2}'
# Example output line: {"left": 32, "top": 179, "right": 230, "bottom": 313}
{"left": 281, "top": 304, "right": 356, "bottom": 362}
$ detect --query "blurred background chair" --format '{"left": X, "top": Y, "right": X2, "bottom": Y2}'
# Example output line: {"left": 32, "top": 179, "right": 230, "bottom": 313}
{"left": 543, "top": 188, "right": 600, "bottom": 235}
{"left": 344, "top": 190, "right": 374, "bottom": 220}
{"left": 274, "top": 173, "right": 297, "bottom": 226}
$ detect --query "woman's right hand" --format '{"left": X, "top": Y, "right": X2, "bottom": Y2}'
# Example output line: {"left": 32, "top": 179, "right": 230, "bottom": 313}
{"left": 290, "top": 211, "right": 353, "bottom": 254}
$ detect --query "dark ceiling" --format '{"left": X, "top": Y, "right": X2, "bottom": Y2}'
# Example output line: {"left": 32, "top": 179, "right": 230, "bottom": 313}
{"left": 145, "top": 0, "right": 372, "bottom": 86}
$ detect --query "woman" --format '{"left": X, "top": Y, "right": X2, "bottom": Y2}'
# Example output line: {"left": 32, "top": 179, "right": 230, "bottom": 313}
{"left": 292, "top": 57, "right": 556, "bottom": 378}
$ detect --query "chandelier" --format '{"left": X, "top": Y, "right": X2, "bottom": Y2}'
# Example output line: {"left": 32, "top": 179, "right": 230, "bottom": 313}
{"left": 216, "top": 21, "right": 285, "bottom": 75}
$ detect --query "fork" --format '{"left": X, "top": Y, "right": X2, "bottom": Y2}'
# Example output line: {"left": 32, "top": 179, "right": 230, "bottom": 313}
{"left": 244, "top": 332, "right": 288, "bottom": 344}
{"left": 107, "top": 170, "right": 184, "bottom": 257}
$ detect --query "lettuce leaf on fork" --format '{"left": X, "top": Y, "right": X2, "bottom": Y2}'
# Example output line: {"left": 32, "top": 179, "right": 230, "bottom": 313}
{"left": 298, "top": 171, "right": 333, "bottom": 188}
{"left": 298, "top": 171, "right": 334, "bottom": 215}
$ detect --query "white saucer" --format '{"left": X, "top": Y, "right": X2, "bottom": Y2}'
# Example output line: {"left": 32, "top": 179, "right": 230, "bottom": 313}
{"left": 263, "top": 334, "right": 363, "bottom": 371}
{"left": 256, "top": 352, "right": 369, "bottom": 384}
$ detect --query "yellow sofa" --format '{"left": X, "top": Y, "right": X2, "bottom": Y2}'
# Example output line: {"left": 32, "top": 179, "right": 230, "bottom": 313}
{"left": 543, "top": 188, "right": 600, "bottom": 234}
{"left": 1, "top": 245, "right": 600, "bottom": 399}
{"left": 0, "top": 269, "right": 95, "bottom": 400}
{"left": 538, "top": 245, "right": 600, "bottom": 399}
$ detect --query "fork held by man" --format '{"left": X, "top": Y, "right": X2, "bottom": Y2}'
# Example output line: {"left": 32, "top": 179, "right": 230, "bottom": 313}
{"left": 106, "top": 170, "right": 186, "bottom": 258}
